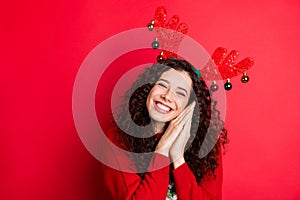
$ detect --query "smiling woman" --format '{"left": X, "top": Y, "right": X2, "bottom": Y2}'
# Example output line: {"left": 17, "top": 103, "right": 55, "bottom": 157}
{"left": 101, "top": 58, "right": 228, "bottom": 200}
{"left": 146, "top": 68, "right": 192, "bottom": 129}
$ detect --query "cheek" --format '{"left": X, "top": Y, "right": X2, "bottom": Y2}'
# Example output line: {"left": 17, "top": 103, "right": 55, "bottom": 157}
{"left": 151, "top": 86, "right": 163, "bottom": 95}
{"left": 146, "top": 93, "right": 152, "bottom": 110}
{"left": 146, "top": 88, "right": 156, "bottom": 109}
{"left": 177, "top": 99, "right": 189, "bottom": 111}
{"left": 147, "top": 87, "right": 164, "bottom": 102}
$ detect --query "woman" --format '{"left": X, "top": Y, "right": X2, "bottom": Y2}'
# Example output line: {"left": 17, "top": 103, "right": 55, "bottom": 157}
{"left": 101, "top": 58, "right": 228, "bottom": 200}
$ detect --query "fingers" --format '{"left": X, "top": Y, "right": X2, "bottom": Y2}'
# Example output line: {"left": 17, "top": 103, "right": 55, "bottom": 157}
{"left": 179, "top": 106, "right": 194, "bottom": 131}
{"left": 171, "top": 101, "right": 195, "bottom": 125}
{"left": 174, "top": 108, "right": 193, "bottom": 147}
{"left": 156, "top": 102, "right": 195, "bottom": 158}
{"left": 169, "top": 113, "right": 193, "bottom": 162}
{"left": 178, "top": 111, "right": 192, "bottom": 141}
{"left": 184, "top": 113, "right": 192, "bottom": 137}
{"left": 158, "top": 101, "right": 195, "bottom": 148}
{"left": 169, "top": 101, "right": 195, "bottom": 134}
{"left": 164, "top": 101, "right": 194, "bottom": 143}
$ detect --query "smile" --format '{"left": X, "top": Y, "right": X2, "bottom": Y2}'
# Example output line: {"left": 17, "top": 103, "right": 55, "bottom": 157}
{"left": 154, "top": 101, "right": 173, "bottom": 114}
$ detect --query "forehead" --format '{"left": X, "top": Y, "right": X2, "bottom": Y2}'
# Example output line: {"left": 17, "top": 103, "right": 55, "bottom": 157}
{"left": 159, "top": 68, "right": 192, "bottom": 91}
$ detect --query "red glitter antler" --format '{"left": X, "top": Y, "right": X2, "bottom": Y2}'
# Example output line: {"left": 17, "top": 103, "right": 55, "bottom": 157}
{"left": 201, "top": 47, "right": 254, "bottom": 91}
{"left": 148, "top": 6, "right": 188, "bottom": 61}
{"left": 147, "top": 7, "right": 254, "bottom": 91}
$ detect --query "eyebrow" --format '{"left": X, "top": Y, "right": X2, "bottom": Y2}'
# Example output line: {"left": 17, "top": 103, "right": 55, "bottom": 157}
{"left": 159, "top": 79, "right": 188, "bottom": 95}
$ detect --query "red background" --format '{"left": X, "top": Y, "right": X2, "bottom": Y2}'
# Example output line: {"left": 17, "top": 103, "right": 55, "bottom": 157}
{"left": 1, "top": 0, "right": 300, "bottom": 199}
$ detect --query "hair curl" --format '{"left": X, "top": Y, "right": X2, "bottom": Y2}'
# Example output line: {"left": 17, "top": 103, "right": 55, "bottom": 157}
{"left": 113, "top": 59, "right": 228, "bottom": 184}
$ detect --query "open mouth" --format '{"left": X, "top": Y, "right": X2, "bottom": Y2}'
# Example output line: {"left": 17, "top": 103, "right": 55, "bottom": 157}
{"left": 154, "top": 101, "right": 173, "bottom": 114}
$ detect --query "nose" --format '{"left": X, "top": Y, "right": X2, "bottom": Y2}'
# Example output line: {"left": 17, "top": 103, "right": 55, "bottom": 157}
{"left": 161, "top": 88, "right": 173, "bottom": 102}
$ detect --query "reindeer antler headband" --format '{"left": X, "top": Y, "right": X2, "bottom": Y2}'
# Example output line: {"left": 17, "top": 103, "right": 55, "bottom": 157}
{"left": 147, "top": 6, "right": 254, "bottom": 92}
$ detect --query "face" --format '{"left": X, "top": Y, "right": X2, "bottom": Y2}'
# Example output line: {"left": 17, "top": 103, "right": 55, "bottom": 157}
{"left": 146, "top": 68, "right": 193, "bottom": 123}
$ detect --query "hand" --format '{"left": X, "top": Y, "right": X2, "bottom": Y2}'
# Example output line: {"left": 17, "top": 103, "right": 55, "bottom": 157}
{"left": 155, "top": 101, "right": 195, "bottom": 160}
{"left": 169, "top": 107, "right": 193, "bottom": 168}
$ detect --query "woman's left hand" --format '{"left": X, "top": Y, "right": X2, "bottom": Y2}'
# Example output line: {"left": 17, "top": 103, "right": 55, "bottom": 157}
{"left": 169, "top": 103, "right": 194, "bottom": 169}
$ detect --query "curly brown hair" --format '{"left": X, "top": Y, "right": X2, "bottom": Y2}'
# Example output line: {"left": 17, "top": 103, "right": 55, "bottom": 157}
{"left": 113, "top": 58, "right": 228, "bottom": 184}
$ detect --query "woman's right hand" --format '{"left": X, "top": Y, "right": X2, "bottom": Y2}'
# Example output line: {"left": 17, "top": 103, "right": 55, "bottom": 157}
{"left": 155, "top": 101, "right": 195, "bottom": 157}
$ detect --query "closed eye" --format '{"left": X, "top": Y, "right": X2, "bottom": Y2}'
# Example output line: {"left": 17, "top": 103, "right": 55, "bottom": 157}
{"left": 176, "top": 92, "right": 186, "bottom": 97}
{"left": 157, "top": 82, "right": 167, "bottom": 88}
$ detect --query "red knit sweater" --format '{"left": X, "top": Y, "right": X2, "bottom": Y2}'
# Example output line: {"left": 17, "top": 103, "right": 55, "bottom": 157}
{"left": 100, "top": 128, "right": 223, "bottom": 200}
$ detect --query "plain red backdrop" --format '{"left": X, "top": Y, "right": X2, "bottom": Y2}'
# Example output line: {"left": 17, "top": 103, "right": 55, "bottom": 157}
{"left": 1, "top": 0, "right": 300, "bottom": 199}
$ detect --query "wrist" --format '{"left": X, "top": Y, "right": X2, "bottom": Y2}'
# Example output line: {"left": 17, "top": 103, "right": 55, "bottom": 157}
{"left": 172, "top": 156, "right": 185, "bottom": 169}
{"left": 155, "top": 148, "right": 169, "bottom": 157}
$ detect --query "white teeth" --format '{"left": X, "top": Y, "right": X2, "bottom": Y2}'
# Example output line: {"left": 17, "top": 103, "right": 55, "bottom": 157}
{"left": 156, "top": 102, "right": 171, "bottom": 111}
